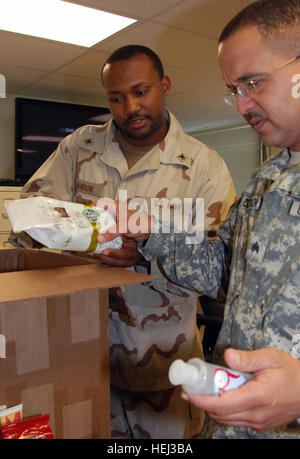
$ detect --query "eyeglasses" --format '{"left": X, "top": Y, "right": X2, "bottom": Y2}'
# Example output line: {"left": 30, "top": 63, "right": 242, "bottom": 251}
{"left": 222, "top": 54, "right": 300, "bottom": 106}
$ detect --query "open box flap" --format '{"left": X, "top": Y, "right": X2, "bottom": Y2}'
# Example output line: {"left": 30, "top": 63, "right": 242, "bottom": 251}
{"left": 0, "top": 247, "right": 96, "bottom": 272}
{"left": 0, "top": 248, "right": 155, "bottom": 303}
{"left": 0, "top": 263, "right": 155, "bottom": 303}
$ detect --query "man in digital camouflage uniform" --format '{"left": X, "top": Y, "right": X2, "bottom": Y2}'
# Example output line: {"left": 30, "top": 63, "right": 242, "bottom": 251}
{"left": 20, "top": 45, "right": 236, "bottom": 438}
{"left": 98, "top": 1, "right": 300, "bottom": 439}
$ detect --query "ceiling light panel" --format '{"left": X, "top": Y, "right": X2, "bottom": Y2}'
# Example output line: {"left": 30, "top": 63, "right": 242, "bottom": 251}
{"left": 0, "top": 0, "right": 137, "bottom": 47}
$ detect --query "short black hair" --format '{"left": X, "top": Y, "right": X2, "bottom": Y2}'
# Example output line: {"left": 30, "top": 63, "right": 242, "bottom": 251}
{"left": 101, "top": 44, "right": 164, "bottom": 85}
{"left": 219, "top": 0, "right": 300, "bottom": 55}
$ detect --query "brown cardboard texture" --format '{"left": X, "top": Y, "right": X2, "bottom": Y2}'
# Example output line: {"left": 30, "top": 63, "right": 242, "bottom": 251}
{"left": 0, "top": 248, "right": 154, "bottom": 439}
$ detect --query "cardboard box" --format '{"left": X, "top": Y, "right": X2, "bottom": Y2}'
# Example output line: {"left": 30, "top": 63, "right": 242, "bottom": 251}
{"left": 0, "top": 248, "right": 154, "bottom": 439}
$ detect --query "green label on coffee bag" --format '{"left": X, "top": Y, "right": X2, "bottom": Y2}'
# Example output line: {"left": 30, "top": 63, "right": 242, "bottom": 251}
{"left": 83, "top": 206, "right": 101, "bottom": 252}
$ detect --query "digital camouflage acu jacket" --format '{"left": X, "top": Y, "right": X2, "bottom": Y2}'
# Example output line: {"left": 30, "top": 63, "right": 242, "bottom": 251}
{"left": 141, "top": 149, "right": 300, "bottom": 438}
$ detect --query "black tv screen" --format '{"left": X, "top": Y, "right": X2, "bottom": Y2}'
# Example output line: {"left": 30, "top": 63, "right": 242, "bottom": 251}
{"left": 15, "top": 97, "right": 111, "bottom": 185}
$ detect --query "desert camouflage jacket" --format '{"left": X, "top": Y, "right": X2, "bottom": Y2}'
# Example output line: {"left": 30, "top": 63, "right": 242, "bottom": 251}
{"left": 141, "top": 149, "right": 300, "bottom": 437}
{"left": 21, "top": 112, "right": 236, "bottom": 391}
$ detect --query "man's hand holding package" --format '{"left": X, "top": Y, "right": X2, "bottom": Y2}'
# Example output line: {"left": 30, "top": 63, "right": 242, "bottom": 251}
{"left": 92, "top": 235, "right": 144, "bottom": 267}
{"left": 96, "top": 199, "right": 153, "bottom": 244}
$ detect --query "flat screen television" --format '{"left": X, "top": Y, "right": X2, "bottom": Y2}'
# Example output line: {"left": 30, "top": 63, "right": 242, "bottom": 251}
{"left": 14, "top": 97, "right": 111, "bottom": 185}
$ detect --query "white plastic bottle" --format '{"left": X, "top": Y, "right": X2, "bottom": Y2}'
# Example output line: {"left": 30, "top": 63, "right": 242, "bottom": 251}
{"left": 169, "top": 358, "right": 253, "bottom": 395}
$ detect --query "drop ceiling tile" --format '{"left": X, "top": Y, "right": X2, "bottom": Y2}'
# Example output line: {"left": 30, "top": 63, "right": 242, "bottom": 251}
{"left": 0, "top": 64, "right": 48, "bottom": 93}
{"left": 68, "top": 0, "right": 184, "bottom": 19}
{"left": 96, "top": 22, "right": 218, "bottom": 72}
{"left": 57, "top": 51, "right": 109, "bottom": 79}
{"left": 156, "top": 0, "right": 254, "bottom": 39}
{"left": 22, "top": 73, "right": 107, "bottom": 107}
{"left": 165, "top": 65, "right": 221, "bottom": 96}
{"left": 0, "top": 30, "right": 87, "bottom": 71}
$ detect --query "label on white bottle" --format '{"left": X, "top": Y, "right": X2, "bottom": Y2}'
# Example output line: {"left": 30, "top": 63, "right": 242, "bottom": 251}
{"left": 214, "top": 367, "right": 247, "bottom": 394}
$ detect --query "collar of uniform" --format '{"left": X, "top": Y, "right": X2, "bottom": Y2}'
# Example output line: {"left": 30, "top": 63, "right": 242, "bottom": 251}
{"left": 122, "top": 113, "right": 193, "bottom": 176}
{"left": 267, "top": 162, "right": 300, "bottom": 198}
{"left": 75, "top": 113, "right": 192, "bottom": 173}
{"left": 256, "top": 148, "right": 290, "bottom": 181}
{"left": 148, "top": 112, "right": 192, "bottom": 168}
{"left": 99, "top": 120, "right": 129, "bottom": 175}
{"left": 102, "top": 120, "right": 159, "bottom": 178}
{"left": 74, "top": 124, "right": 107, "bottom": 152}
{"left": 122, "top": 148, "right": 161, "bottom": 179}
{"left": 257, "top": 149, "right": 300, "bottom": 198}
{"left": 158, "top": 113, "right": 192, "bottom": 168}
{"left": 105, "top": 112, "right": 192, "bottom": 171}
{"left": 74, "top": 122, "right": 128, "bottom": 176}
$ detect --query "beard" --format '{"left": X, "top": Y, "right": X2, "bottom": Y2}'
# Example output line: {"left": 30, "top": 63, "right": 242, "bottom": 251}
{"left": 113, "top": 112, "right": 165, "bottom": 141}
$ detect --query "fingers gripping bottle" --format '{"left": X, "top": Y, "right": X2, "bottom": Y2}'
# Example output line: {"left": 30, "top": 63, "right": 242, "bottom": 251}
{"left": 169, "top": 358, "right": 253, "bottom": 395}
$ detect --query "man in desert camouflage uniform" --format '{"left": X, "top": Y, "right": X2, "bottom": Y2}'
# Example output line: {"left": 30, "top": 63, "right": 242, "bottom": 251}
{"left": 20, "top": 45, "right": 235, "bottom": 438}
{"left": 98, "top": 1, "right": 300, "bottom": 440}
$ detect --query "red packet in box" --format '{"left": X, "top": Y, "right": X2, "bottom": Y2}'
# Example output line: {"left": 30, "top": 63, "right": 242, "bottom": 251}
{"left": 1, "top": 414, "right": 54, "bottom": 439}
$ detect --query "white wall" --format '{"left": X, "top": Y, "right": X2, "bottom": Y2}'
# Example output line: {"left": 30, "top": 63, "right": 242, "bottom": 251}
{"left": 190, "top": 124, "right": 260, "bottom": 197}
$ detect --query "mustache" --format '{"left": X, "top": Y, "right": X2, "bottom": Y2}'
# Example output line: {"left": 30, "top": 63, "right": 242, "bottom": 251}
{"left": 245, "top": 112, "right": 265, "bottom": 122}
{"left": 125, "top": 112, "right": 151, "bottom": 124}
